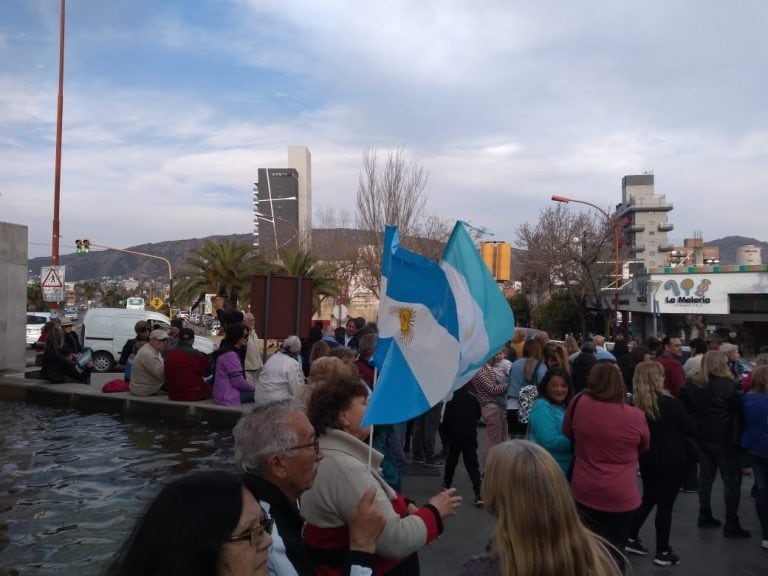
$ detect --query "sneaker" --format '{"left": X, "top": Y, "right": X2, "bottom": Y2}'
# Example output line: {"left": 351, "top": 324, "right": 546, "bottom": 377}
{"left": 680, "top": 485, "right": 698, "bottom": 493}
{"left": 424, "top": 457, "right": 444, "bottom": 467}
{"left": 625, "top": 538, "right": 649, "bottom": 556}
{"left": 473, "top": 495, "right": 484, "bottom": 507}
{"left": 653, "top": 548, "right": 681, "bottom": 566}
{"left": 723, "top": 523, "right": 751, "bottom": 538}
{"left": 761, "top": 539, "right": 768, "bottom": 550}
{"left": 697, "top": 514, "right": 722, "bottom": 528}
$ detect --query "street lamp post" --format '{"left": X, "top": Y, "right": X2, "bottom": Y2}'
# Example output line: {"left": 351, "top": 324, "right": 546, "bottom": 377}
{"left": 551, "top": 195, "right": 621, "bottom": 338}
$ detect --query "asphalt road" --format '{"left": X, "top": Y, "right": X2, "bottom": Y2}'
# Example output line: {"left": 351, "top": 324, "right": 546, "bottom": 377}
{"left": 404, "top": 430, "right": 766, "bottom": 576}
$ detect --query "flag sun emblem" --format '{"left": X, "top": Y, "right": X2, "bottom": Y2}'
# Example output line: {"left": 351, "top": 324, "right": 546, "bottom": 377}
{"left": 392, "top": 306, "right": 416, "bottom": 345}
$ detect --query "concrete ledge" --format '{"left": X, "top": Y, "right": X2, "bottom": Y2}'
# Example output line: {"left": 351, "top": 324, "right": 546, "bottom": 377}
{"left": 0, "top": 373, "right": 249, "bottom": 428}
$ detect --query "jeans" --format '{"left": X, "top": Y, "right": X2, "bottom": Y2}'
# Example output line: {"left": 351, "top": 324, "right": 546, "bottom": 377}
{"left": 506, "top": 408, "right": 528, "bottom": 438}
{"left": 748, "top": 452, "right": 768, "bottom": 539}
{"left": 630, "top": 465, "right": 683, "bottom": 552}
{"left": 412, "top": 402, "right": 443, "bottom": 461}
{"left": 698, "top": 443, "right": 743, "bottom": 522}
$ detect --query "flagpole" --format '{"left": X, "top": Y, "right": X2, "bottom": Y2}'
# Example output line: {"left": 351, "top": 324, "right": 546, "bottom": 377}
{"left": 367, "top": 367, "right": 377, "bottom": 473}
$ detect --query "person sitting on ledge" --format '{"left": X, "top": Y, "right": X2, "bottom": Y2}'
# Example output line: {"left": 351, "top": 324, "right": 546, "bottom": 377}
{"left": 164, "top": 327, "right": 212, "bottom": 401}
{"left": 40, "top": 323, "right": 89, "bottom": 384}
{"left": 129, "top": 330, "right": 168, "bottom": 396}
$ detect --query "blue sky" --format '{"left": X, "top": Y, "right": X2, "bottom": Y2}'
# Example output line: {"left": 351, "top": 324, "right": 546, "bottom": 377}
{"left": 3, "top": 0, "right": 767, "bottom": 259}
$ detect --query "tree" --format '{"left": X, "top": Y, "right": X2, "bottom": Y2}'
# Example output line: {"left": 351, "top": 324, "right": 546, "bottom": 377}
{"left": 277, "top": 249, "right": 339, "bottom": 315}
{"left": 516, "top": 204, "right": 614, "bottom": 336}
{"left": 507, "top": 292, "right": 531, "bottom": 327}
{"left": 531, "top": 292, "right": 582, "bottom": 339}
{"left": 27, "top": 284, "right": 45, "bottom": 311}
{"left": 356, "top": 148, "right": 430, "bottom": 297}
{"left": 172, "top": 239, "right": 276, "bottom": 309}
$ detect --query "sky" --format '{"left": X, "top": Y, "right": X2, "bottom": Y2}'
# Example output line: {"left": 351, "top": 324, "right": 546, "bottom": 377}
{"left": 2, "top": 0, "right": 767, "bottom": 259}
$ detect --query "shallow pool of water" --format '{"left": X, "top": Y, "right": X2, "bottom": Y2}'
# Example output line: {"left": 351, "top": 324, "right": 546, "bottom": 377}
{"left": 0, "top": 400, "right": 235, "bottom": 575}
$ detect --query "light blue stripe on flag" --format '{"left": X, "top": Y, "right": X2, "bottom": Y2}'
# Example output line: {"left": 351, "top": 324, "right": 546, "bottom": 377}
{"left": 440, "top": 221, "right": 515, "bottom": 388}
{"left": 363, "top": 229, "right": 460, "bottom": 426}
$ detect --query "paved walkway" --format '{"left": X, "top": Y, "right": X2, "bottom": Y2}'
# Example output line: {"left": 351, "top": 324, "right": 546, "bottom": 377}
{"left": 402, "top": 429, "right": 766, "bottom": 575}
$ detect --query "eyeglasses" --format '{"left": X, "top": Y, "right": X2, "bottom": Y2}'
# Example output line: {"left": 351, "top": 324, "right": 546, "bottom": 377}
{"left": 287, "top": 437, "right": 320, "bottom": 455}
{"left": 226, "top": 507, "right": 274, "bottom": 546}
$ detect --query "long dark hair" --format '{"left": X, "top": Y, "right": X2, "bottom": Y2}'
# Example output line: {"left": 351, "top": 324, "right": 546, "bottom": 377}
{"left": 537, "top": 367, "right": 573, "bottom": 405}
{"left": 102, "top": 471, "right": 244, "bottom": 576}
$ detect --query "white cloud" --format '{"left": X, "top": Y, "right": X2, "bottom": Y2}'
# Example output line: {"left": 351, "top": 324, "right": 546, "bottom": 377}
{"left": 2, "top": 0, "right": 767, "bottom": 260}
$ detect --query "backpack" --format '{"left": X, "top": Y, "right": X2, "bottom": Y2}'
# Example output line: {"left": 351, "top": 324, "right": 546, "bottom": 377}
{"left": 517, "top": 385, "right": 539, "bottom": 424}
{"left": 518, "top": 361, "right": 546, "bottom": 424}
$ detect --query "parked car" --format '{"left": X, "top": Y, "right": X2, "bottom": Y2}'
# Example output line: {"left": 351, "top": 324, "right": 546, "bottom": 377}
{"left": 26, "top": 313, "right": 51, "bottom": 347}
{"left": 81, "top": 308, "right": 216, "bottom": 372}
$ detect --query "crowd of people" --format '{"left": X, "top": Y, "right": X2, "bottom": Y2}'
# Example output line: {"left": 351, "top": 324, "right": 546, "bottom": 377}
{"left": 35, "top": 305, "right": 767, "bottom": 574}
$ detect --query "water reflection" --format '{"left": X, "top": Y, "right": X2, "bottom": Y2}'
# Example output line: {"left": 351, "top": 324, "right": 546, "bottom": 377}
{"left": 0, "top": 400, "right": 235, "bottom": 575}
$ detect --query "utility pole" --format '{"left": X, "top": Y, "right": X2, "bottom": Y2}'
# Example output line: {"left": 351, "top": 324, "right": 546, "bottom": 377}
{"left": 51, "top": 0, "right": 66, "bottom": 270}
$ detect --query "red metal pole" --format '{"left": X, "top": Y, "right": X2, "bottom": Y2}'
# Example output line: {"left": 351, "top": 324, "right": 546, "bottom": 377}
{"left": 51, "top": 0, "right": 65, "bottom": 269}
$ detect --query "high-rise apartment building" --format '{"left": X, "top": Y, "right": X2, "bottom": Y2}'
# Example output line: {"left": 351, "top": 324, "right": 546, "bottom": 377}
{"left": 615, "top": 174, "right": 674, "bottom": 271}
{"left": 253, "top": 146, "right": 312, "bottom": 261}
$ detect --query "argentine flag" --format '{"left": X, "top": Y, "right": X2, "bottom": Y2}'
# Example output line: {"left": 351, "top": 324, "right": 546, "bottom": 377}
{"left": 362, "top": 229, "right": 460, "bottom": 426}
{"left": 370, "top": 225, "right": 398, "bottom": 371}
{"left": 440, "top": 221, "right": 515, "bottom": 390}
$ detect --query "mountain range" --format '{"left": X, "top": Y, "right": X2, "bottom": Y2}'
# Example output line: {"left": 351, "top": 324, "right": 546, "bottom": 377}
{"left": 27, "top": 232, "right": 765, "bottom": 283}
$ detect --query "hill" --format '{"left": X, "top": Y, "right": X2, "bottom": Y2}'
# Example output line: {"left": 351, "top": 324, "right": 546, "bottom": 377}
{"left": 30, "top": 230, "right": 750, "bottom": 282}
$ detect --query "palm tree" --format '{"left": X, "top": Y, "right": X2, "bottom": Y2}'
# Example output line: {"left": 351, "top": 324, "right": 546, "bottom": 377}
{"left": 278, "top": 249, "right": 339, "bottom": 314}
{"left": 173, "top": 239, "right": 276, "bottom": 309}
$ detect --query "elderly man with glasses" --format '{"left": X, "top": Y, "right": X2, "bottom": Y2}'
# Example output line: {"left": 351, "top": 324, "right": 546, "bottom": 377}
{"left": 233, "top": 400, "right": 384, "bottom": 575}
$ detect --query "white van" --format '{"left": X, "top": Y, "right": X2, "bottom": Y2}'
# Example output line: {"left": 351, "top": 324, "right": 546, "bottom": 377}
{"left": 81, "top": 308, "right": 216, "bottom": 372}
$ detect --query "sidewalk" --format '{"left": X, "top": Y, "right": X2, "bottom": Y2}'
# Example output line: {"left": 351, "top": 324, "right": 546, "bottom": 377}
{"left": 401, "top": 428, "right": 766, "bottom": 575}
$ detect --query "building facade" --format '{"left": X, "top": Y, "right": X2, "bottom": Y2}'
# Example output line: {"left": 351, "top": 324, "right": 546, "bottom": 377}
{"left": 615, "top": 174, "right": 674, "bottom": 270}
{"left": 253, "top": 146, "right": 312, "bottom": 261}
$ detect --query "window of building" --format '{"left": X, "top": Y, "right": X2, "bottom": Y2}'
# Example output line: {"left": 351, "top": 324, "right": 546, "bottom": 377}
{"left": 729, "top": 293, "right": 768, "bottom": 314}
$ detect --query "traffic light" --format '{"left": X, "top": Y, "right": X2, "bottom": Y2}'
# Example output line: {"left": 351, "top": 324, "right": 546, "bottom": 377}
{"left": 83, "top": 239, "right": 90, "bottom": 253}
{"left": 75, "top": 239, "right": 83, "bottom": 253}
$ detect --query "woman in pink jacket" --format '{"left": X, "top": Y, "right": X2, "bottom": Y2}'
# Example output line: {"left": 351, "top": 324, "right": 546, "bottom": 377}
{"left": 213, "top": 322, "right": 255, "bottom": 405}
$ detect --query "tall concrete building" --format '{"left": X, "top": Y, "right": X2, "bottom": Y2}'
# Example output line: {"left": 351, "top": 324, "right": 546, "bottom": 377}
{"left": 253, "top": 146, "right": 312, "bottom": 261}
{"left": 288, "top": 145, "right": 312, "bottom": 252}
{"left": 615, "top": 174, "right": 674, "bottom": 271}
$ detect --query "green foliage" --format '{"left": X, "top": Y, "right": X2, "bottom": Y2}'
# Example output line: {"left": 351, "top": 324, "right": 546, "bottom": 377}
{"left": 507, "top": 292, "right": 530, "bottom": 327}
{"left": 173, "top": 239, "right": 277, "bottom": 309}
{"left": 277, "top": 249, "right": 339, "bottom": 314}
{"left": 102, "top": 287, "right": 126, "bottom": 308}
{"left": 531, "top": 292, "right": 581, "bottom": 339}
{"left": 27, "top": 284, "right": 45, "bottom": 311}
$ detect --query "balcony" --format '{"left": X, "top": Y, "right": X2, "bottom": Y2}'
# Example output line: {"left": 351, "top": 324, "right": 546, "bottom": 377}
{"left": 627, "top": 224, "right": 645, "bottom": 232}
{"left": 657, "top": 222, "right": 674, "bottom": 232}
{"left": 616, "top": 199, "right": 674, "bottom": 217}
{"left": 658, "top": 244, "right": 675, "bottom": 252}
{"left": 627, "top": 244, "right": 646, "bottom": 254}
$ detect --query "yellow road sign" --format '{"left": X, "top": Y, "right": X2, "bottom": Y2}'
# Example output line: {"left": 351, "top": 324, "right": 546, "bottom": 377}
{"left": 150, "top": 297, "right": 165, "bottom": 310}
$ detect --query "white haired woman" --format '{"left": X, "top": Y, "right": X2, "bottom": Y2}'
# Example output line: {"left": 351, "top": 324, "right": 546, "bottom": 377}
{"left": 253, "top": 335, "right": 306, "bottom": 407}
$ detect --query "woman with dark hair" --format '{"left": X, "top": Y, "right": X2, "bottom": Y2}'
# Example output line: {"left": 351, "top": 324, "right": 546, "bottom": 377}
{"left": 563, "top": 362, "right": 649, "bottom": 569}
{"left": 40, "top": 323, "right": 88, "bottom": 384}
{"left": 621, "top": 345, "right": 651, "bottom": 395}
{"left": 684, "top": 351, "right": 749, "bottom": 537}
{"left": 301, "top": 361, "right": 462, "bottom": 575}
{"left": 103, "top": 470, "right": 272, "bottom": 576}
{"left": 626, "top": 361, "right": 695, "bottom": 566}
{"left": 213, "top": 322, "right": 255, "bottom": 406}
{"left": 460, "top": 441, "right": 620, "bottom": 576}
{"left": 528, "top": 368, "right": 573, "bottom": 475}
